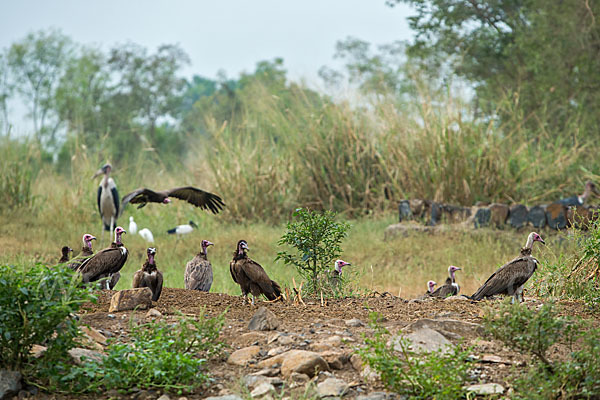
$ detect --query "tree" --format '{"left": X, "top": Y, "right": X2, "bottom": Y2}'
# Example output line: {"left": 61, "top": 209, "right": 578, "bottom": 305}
{"left": 7, "top": 29, "right": 73, "bottom": 144}
{"left": 0, "top": 52, "right": 13, "bottom": 134}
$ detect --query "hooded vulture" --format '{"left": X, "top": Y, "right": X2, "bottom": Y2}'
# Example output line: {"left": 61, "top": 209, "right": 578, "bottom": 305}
{"left": 426, "top": 280, "right": 437, "bottom": 294}
{"left": 68, "top": 234, "right": 96, "bottom": 271}
{"left": 77, "top": 226, "right": 128, "bottom": 289}
{"left": 132, "top": 247, "right": 163, "bottom": 301}
{"left": 430, "top": 265, "right": 462, "bottom": 298}
{"left": 230, "top": 240, "right": 282, "bottom": 305}
{"left": 58, "top": 246, "right": 73, "bottom": 264}
{"left": 184, "top": 239, "right": 214, "bottom": 292}
{"left": 120, "top": 187, "right": 225, "bottom": 215}
{"left": 558, "top": 181, "right": 599, "bottom": 206}
{"left": 471, "top": 232, "right": 545, "bottom": 303}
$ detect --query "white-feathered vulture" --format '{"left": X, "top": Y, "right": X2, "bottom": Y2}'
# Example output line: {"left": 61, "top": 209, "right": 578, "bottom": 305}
{"left": 168, "top": 220, "right": 198, "bottom": 235}
{"left": 120, "top": 187, "right": 225, "bottom": 215}
{"left": 184, "top": 239, "right": 214, "bottom": 291}
{"left": 132, "top": 247, "right": 163, "bottom": 301}
{"left": 471, "top": 232, "right": 545, "bottom": 303}
{"left": 77, "top": 226, "right": 128, "bottom": 289}
{"left": 430, "top": 266, "right": 461, "bottom": 298}
{"left": 93, "top": 163, "right": 119, "bottom": 233}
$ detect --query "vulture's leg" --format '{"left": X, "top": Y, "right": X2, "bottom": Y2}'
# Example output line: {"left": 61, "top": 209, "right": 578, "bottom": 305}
{"left": 251, "top": 294, "right": 256, "bottom": 306}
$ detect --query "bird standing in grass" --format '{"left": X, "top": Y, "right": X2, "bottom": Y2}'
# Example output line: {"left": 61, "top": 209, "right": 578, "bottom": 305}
{"left": 230, "top": 240, "right": 281, "bottom": 305}
{"left": 129, "top": 216, "right": 138, "bottom": 235}
{"left": 168, "top": 220, "right": 198, "bottom": 236}
{"left": 138, "top": 228, "right": 154, "bottom": 243}
{"left": 132, "top": 247, "right": 163, "bottom": 301}
{"left": 558, "top": 181, "right": 599, "bottom": 206}
{"left": 93, "top": 163, "right": 119, "bottom": 236}
{"left": 471, "top": 232, "right": 545, "bottom": 303}
{"left": 185, "top": 239, "right": 214, "bottom": 291}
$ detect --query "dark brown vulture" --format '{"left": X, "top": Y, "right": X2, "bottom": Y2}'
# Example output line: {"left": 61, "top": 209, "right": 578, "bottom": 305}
{"left": 430, "top": 265, "right": 462, "bottom": 298}
{"left": 77, "top": 227, "right": 128, "bottom": 289}
{"left": 68, "top": 234, "right": 96, "bottom": 271}
{"left": 58, "top": 246, "right": 73, "bottom": 264}
{"left": 471, "top": 232, "right": 545, "bottom": 303}
{"left": 132, "top": 247, "right": 163, "bottom": 301}
{"left": 185, "top": 239, "right": 214, "bottom": 292}
{"left": 120, "top": 186, "right": 225, "bottom": 216}
{"left": 558, "top": 180, "right": 599, "bottom": 206}
{"left": 230, "top": 240, "right": 281, "bottom": 305}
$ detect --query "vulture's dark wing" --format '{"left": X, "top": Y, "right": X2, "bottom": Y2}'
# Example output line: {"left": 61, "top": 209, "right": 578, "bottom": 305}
{"left": 119, "top": 188, "right": 162, "bottom": 216}
{"left": 78, "top": 247, "right": 127, "bottom": 283}
{"left": 167, "top": 187, "right": 225, "bottom": 214}
{"left": 240, "top": 259, "right": 276, "bottom": 294}
{"left": 229, "top": 260, "right": 240, "bottom": 284}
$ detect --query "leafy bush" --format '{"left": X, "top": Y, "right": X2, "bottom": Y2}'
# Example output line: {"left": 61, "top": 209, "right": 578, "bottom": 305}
{"left": 356, "top": 313, "right": 473, "bottom": 399}
{"left": 484, "top": 301, "right": 600, "bottom": 399}
{"left": 0, "top": 264, "right": 95, "bottom": 370}
{"left": 276, "top": 208, "right": 350, "bottom": 296}
{"left": 60, "top": 310, "right": 226, "bottom": 394}
{"left": 0, "top": 136, "right": 40, "bottom": 212}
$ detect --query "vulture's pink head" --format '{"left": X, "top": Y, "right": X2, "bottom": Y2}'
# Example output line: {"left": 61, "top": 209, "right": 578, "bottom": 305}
{"left": 237, "top": 240, "right": 249, "bottom": 255}
{"left": 114, "top": 226, "right": 126, "bottom": 244}
{"left": 448, "top": 265, "right": 461, "bottom": 279}
{"left": 427, "top": 280, "right": 437, "bottom": 293}
{"left": 201, "top": 239, "right": 214, "bottom": 252}
{"left": 163, "top": 197, "right": 171, "bottom": 204}
{"left": 82, "top": 233, "right": 96, "bottom": 249}
{"left": 334, "top": 259, "right": 351, "bottom": 274}
{"left": 531, "top": 232, "right": 545, "bottom": 245}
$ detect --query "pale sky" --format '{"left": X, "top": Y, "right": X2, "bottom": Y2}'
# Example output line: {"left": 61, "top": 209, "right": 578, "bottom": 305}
{"left": 0, "top": 1, "right": 414, "bottom": 132}
{"left": 0, "top": 0, "right": 413, "bottom": 80}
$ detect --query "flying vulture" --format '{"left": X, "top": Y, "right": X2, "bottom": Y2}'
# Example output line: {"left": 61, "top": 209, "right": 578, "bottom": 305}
{"left": 558, "top": 181, "right": 599, "bottom": 206}
{"left": 168, "top": 220, "right": 198, "bottom": 235}
{"left": 120, "top": 187, "right": 225, "bottom": 215}
{"left": 471, "top": 232, "right": 545, "bottom": 303}
{"left": 93, "top": 163, "right": 119, "bottom": 233}
{"left": 230, "top": 240, "right": 281, "bottom": 305}
{"left": 58, "top": 246, "right": 73, "bottom": 264}
{"left": 77, "top": 226, "right": 128, "bottom": 289}
{"left": 184, "top": 239, "right": 214, "bottom": 292}
{"left": 132, "top": 247, "right": 163, "bottom": 301}
{"left": 68, "top": 234, "right": 96, "bottom": 271}
{"left": 430, "top": 265, "right": 462, "bottom": 298}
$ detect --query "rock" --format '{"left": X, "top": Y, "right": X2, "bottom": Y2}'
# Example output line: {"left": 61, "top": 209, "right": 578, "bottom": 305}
{"left": 268, "top": 345, "right": 289, "bottom": 356}
{"left": 248, "top": 307, "right": 280, "bottom": 331}
{"left": 479, "top": 354, "right": 512, "bottom": 364}
{"left": 392, "top": 328, "right": 453, "bottom": 354}
{"left": 243, "top": 375, "right": 282, "bottom": 391}
{"left": 427, "top": 202, "right": 442, "bottom": 226}
{"left": 384, "top": 223, "right": 435, "bottom": 240}
{"left": 345, "top": 318, "right": 365, "bottom": 327}
{"left": 443, "top": 295, "right": 470, "bottom": 302}
{"left": 319, "top": 350, "right": 348, "bottom": 370}
{"left": 317, "top": 378, "right": 349, "bottom": 397}
{"left": 508, "top": 204, "right": 528, "bottom": 229}
{"left": 309, "top": 335, "right": 342, "bottom": 352}
{"left": 250, "top": 382, "right": 274, "bottom": 397}
{"left": 276, "top": 334, "right": 295, "bottom": 346}
{"left": 398, "top": 200, "right": 412, "bottom": 222}
{"left": 68, "top": 348, "right": 104, "bottom": 365}
{"left": 145, "top": 308, "right": 162, "bottom": 319}
{"left": 234, "top": 332, "right": 267, "bottom": 347}
{"left": 250, "top": 368, "right": 280, "bottom": 377}
{"left": 465, "top": 383, "right": 505, "bottom": 395}
{"left": 403, "top": 318, "right": 484, "bottom": 340}
{"left": 489, "top": 203, "right": 509, "bottom": 227}
{"left": 108, "top": 288, "right": 152, "bottom": 312}
{"left": 80, "top": 325, "right": 107, "bottom": 346}
{"left": 356, "top": 393, "right": 398, "bottom": 400}
{"left": 30, "top": 344, "right": 47, "bottom": 358}
{"left": 279, "top": 350, "right": 329, "bottom": 377}
{"left": 528, "top": 205, "right": 547, "bottom": 229}
{"left": 289, "top": 372, "right": 310, "bottom": 383}
{"left": 442, "top": 204, "right": 472, "bottom": 223}
{"left": 227, "top": 346, "right": 261, "bottom": 366}
{"left": 546, "top": 202, "right": 568, "bottom": 230}
{"left": 0, "top": 370, "right": 21, "bottom": 400}
{"left": 157, "top": 395, "right": 170, "bottom": 400}
{"left": 350, "top": 354, "right": 379, "bottom": 382}
{"left": 204, "top": 396, "right": 244, "bottom": 400}
{"left": 473, "top": 208, "right": 491, "bottom": 228}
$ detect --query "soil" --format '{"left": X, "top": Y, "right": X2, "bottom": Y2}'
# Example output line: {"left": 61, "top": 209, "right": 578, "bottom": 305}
{"left": 29, "top": 288, "right": 599, "bottom": 399}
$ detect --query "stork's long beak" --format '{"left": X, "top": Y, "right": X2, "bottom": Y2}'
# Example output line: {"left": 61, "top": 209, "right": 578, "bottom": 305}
{"left": 92, "top": 168, "right": 104, "bottom": 179}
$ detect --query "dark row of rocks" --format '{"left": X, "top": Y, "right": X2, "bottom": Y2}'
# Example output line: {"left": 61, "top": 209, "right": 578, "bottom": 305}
{"left": 399, "top": 199, "right": 599, "bottom": 230}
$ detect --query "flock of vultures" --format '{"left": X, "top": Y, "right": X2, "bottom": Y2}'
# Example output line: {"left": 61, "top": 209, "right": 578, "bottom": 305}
{"left": 57, "top": 163, "right": 588, "bottom": 305}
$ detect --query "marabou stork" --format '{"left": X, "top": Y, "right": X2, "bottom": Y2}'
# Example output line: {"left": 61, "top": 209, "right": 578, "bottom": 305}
{"left": 93, "top": 163, "right": 119, "bottom": 235}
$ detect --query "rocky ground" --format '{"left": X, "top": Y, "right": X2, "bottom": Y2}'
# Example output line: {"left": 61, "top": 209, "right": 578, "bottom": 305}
{"left": 12, "top": 288, "right": 597, "bottom": 400}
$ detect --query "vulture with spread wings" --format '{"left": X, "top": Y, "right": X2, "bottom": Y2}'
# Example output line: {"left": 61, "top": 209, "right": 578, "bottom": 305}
{"left": 119, "top": 186, "right": 225, "bottom": 216}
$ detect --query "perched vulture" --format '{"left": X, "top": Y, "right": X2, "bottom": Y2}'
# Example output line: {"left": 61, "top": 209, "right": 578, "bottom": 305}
{"left": 132, "top": 247, "right": 163, "bottom": 301}
{"left": 471, "top": 232, "right": 545, "bottom": 303}
{"left": 430, "top": 266, "right": 461, "bottom": 298}
{"left": 184, "top": 239, "right": 214, "bottom": 292}
{"left": 93, "top": 163, "right": 119, "bottom": 233}
{"left": 77, "top": 226, "right": 128, "bottom": 289}
{"left": 230, "top": 240, "right": 281, "bottom": 305}
{"left": 168, "top": 220, "right": 198, "bottom": 235}
{"left": 330, "top": 259, "right": 351, "bottom": 289}
{"left": 58, "top": 246, "right": 73, "bottom": 264}
{"left": 120, "top": 187, "right": 225, "bottom": 215}
{"left": 558, "top": 181, "right": 599, "bottom": 206}
{"left": 68, "top": 234, "right": 96, "bottom": 271}
{"left": 426, "top": 280, "right": 437, "bottom": 294}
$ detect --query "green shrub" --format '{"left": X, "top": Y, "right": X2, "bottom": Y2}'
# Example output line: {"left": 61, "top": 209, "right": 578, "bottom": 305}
{"left": 356, "top": 313, "right": 473, "bottom": 399}
{"left": 483, "top": 301, "right": 600, "bottom": 399}
{"left": 0, "top": 264, "right": 95, "bottom": 371}
{"left": 61, "top": 310, "right": 226, "bottom": 394}
{"left": 276, "top": 208, "right": 350, "bottom": 296}
{"left": 0, "top": 136, "right": 40, "bottom": 212}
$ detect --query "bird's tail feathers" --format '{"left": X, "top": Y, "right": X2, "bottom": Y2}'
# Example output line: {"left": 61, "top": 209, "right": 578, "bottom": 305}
{"left": 167, "top": 227, "right": 177, "bottom": 234}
